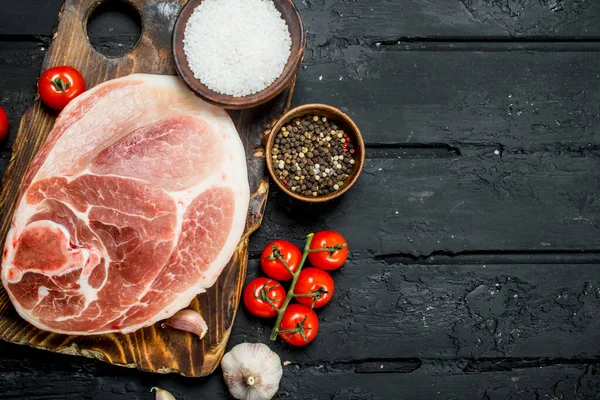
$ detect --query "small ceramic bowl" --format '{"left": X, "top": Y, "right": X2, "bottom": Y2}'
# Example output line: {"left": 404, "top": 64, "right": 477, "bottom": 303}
{"left": 266, "top": 104, "right": 365, "bottom": 203}
{"left": 172, "top": 0, "right": 306, "bottom": 110}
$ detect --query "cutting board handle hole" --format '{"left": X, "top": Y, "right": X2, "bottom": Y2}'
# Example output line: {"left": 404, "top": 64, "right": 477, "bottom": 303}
{"left": 86, "top": 0, "right": 142, "bottom": 58}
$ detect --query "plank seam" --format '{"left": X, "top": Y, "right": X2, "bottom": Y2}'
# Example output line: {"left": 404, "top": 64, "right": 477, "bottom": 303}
{"left": 373, "top": 250, "right": 600, "bottom": 265}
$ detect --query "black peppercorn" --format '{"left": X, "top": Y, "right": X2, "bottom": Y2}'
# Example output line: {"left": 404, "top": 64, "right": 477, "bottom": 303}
{"left": 271, "top": 114, "right": 357, "bottom": 198}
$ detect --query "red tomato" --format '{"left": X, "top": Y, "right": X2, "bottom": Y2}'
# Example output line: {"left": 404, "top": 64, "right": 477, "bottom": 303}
{"left": 293, "top": 268, "right": 334, "bottom": 308}
{"left": 39, "top": 66, "right": 86, "bottom": 110}
{"left": 0, "top": 106, "right": 8, "bottom": 141}
{"left": 278, "top": 304, "right": 319, "bottom": 346}
{"left": 308, "top": 231, "right": 348, "bottom": 271}
{"left": 243, "top": 277, "right": 286, "bottom": 318}
{"left": 260, "top": 240, "right": 302, "bottom": 281}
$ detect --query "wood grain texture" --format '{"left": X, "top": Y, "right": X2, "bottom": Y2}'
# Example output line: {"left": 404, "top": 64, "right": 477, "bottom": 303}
{"left": 0, "top": 0, "right": 294, "bottom": 377}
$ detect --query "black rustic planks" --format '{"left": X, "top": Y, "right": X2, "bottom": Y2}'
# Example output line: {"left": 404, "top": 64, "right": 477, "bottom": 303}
{"left": 2, "top": 340, "right": 600, "bottom": 400}
{"left": 250, "top": 153, "right": 600, "bottom": 256}
{"left": 3, "top": 0, "right": 600, "bottom": 39}
{"left": 298, "top": 0, "right": 600, "bottom": 42}
{"left": 5, "top": 43, "right": 600, "bottom": 152}
{"left": 2, "top": 45, "right": 600, "bottom": 255}
{"left": 2, "top": 0, "right": 600, "bottom": 398}
{"left": 295, "top": 43, "right": 600, "bottom": 149}
{"left": 5, "top": 258, "right": 597, "bottom": 398}
{"left": 4, "top": 261, "right": 598, "bottom": 397}
{"left": 229, "top": 259, "right": 600, "bottom": 363}
{"left": 0, "top": 0, "right": 64, "bottom": 37}
{"left": 0, "top": 41, "right": 45, "bottom": 173}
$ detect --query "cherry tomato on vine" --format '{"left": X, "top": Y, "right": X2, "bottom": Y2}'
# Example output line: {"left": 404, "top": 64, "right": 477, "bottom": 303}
{"left": 278, "top": 304, "right": 319, "bottom": 346}
{"left": 308, "top": 231, "right": 348, "bottom": 271}
{"left": 293, "top": 268, "right": 334, "bottom": 308}
{"left": 260, "top": 240, "right": 302, "bottom": 281}
{"left": 0, "top": 106, "right": 8, "bottom": 141}
{"left": 39, "top": 66, "right": 86, "bottom": 110}
{"left": 243, "top": 277, "right": 286, "bottom": 318}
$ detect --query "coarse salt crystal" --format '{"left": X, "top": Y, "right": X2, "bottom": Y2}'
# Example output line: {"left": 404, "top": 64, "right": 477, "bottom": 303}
{"left": 183, "top": 0, "right": 292, "bottom": 97}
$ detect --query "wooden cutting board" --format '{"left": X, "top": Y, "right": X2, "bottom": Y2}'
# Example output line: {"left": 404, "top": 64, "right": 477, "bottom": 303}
{"left": 0, "top": 0, "right": 294, "bottom": 377}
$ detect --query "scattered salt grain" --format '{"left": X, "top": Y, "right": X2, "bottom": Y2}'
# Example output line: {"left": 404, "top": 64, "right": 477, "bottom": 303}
{"left": 183, "top": 0, "right": 292, "bottom": 97}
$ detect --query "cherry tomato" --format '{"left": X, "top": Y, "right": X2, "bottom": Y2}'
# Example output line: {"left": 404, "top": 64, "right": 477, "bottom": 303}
{"left": 308, "top": 231, "right": 348, "bottom": 271}
{"left": 278, "top": 304, "right": 319, "bottom": 346}
{"left": 260, "top": 240, "right": 302, "bottom": 281}
{"left": 293, "top": 268, "right": 334, "bottom": 308}
{"left": 0, "top": 106, "right": 8, "bottom": 141}
{"left": 39, "top": 66, "right": 86, "bottom": 110}
{"left": 243, "top": 277, "right": 286, "bottom": 318}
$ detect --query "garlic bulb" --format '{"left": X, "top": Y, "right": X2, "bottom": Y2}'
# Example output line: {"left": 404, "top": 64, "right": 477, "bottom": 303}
{"left": 161, "top": 309, "right": 208, "bottom": 338}
{"left": 221, "top": 343, "right": 283, "bottom": 400}
{"left": 151, "top": 387, "right": 176, "bottom": 400}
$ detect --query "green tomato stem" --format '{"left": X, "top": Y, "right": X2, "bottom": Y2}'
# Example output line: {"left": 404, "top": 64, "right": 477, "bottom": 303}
{"left": 307, "top": 243, "right": 347, "bottom": 253}
{"left": 51, "top": 77, "right": 71, "bottom": 93}
{"left": 269, "top": 233, "right": 315, "bottom": 341}
{"left": 292, "top": 288, "right": 328, "bottom": 298}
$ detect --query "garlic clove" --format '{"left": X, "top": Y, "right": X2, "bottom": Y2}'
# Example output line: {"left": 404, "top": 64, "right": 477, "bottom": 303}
{"left": 222, "top": 343, "right": 283, "bottom": 400}
{"left": 151, "top": 387, "right": 177, "bottom": 400}
{"left": 161, "top": 309, "right": 208, "bottom": 339}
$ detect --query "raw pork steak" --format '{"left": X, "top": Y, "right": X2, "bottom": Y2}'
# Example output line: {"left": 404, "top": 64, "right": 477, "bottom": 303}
{"left": 1, "top": 74, "right": 249, "bottom": 335}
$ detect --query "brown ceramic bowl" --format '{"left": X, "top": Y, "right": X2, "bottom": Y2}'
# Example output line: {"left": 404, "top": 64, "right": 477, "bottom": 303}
{"left": 266, "top": 104, "right": 365, "bottom": 203}
{"left": 172, "top": 0, "right": 306, "bottom": 110}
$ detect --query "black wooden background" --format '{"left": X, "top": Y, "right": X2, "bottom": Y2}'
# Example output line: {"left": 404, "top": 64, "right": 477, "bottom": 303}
{"left": 1, "top": 1, "right": 600, "bottom": 399}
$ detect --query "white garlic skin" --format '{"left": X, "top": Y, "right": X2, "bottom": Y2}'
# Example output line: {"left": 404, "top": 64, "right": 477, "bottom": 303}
{"left": 221, "top": 343, "right": 283, "bottom": 400}
{"left": 151, "top": 387, "right": 177, "bottom": 400}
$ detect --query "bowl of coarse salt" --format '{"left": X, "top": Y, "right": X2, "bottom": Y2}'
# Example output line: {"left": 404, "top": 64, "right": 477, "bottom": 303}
{"left": 173, "top": 0, "right": 305, "bottom": 110}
